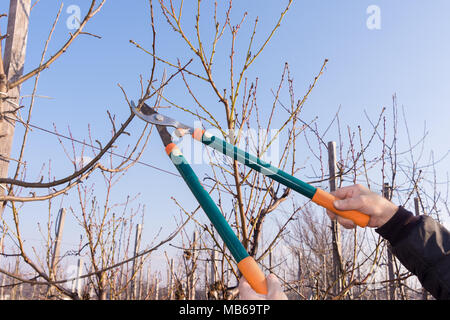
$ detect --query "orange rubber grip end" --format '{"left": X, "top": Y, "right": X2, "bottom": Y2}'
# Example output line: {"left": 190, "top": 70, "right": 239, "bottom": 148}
{"left": 165, "top": 143, "right": 178, "bottom": 156}
{"left": 237, "top": 256, "right": 268, "bottom": 295}
{"left": 312, "top": 188, "right": 370, "bottom": 228}
{"left": 192, "top": 128, "right": 205, "bottom": 141}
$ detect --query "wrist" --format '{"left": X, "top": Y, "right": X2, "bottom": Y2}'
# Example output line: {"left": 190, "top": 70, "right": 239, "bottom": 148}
{"left": 376, "top": 207, "right": 421, "bottom": 246}
{"left": 378, "top": 202, "right": 399, "bottom": 227}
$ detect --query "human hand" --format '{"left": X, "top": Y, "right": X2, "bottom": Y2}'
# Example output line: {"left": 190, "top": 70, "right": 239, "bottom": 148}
{"left": 239, "top": 274, "right": 288, "bottom": 300}
{"left": 326, "top": 184, "right": 399, "bottom": 229}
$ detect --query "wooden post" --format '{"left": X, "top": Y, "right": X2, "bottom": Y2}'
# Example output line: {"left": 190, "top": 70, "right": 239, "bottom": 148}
{"left": 154, "top": 276, "right": 159, "bottom": 300}
{"left": 208, "top": 250, "right": 219, "bottom": 299}
{"left": 0, "top": 0, "right": 31, "bottom": 217}
{"left": 189, "top": 231, "right": 198, "bottom": 300}
{"left": 168, "top": 258, "right": 174, "bottom": 300}
{"left": 210, "top": 250, "right": 218, "bottom": 285}
{"left": 327, "top": 141, "right": 343, "bottom": 296}
{"left": 131, "top": 224, "right": 142, "bottom": 299}
{"left": 137, "top": 266, "right": 143, "bottom": 300}
{"left": 51, "top": 208, "right": 66, "bottom": 273}
{"left": 383, "top": 183, "right": 397, "bottom": 300}
{"left": 73, "top": 257, "right": 84, "bottom": 299}
{"left": 144, "top": 267, "right": 149, "bottom": 300}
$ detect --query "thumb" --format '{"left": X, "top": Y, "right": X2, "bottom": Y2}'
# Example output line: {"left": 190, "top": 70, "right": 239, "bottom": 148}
{"left": 266, "top": 274, "right": 281, "bottom": 291}
{"left": 239, "top": 277, "right": 261, "bottom": 300}
{"left": 266, "top": 274, "right": 287, "bottom": 300}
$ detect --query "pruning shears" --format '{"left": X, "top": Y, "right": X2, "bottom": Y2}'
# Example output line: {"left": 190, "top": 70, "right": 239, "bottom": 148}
{"left": 132, "top": 101, "right": 370, "bottom": 295}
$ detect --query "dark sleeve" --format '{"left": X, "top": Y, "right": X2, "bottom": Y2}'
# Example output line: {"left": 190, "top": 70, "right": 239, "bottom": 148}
{"left": 376, "top": 207, "right": 450, "bottom": 300}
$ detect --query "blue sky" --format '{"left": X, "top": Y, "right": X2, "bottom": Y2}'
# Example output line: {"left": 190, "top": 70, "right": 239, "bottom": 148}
{"left": 1, "top": 1, "right": 449, "bottom": 274}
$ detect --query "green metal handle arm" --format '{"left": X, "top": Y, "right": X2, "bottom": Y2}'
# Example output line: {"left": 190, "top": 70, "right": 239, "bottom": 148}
{"left": 165, "top": 143, "right": 268, "bottom": 294}
{"left": 192, "top": 129, "right": 370, "bottom": 228}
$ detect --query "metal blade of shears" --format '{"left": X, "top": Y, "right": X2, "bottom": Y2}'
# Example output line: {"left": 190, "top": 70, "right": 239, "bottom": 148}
{"left": 131, "top": 101, "right": 194, "bottom": 135}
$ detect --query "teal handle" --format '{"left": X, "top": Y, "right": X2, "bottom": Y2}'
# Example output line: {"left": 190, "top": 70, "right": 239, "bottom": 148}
{"left": 200, "top": 133, "right": 317, "bottom": 199}
{"left": 169, "top": 149, "right": 249, "bottom": 263}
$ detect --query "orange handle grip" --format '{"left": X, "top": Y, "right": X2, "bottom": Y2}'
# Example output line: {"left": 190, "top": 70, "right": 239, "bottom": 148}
{"left": 312, "top": 188, "right": 370, "bottom": 228}
{"left": 237, "top": 256, "right": 268, "bottom": 295}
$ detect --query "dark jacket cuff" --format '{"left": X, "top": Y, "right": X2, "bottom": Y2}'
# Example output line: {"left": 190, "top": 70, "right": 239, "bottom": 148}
{"left": 375, "top": 206, "right": 422, "bottom": 246}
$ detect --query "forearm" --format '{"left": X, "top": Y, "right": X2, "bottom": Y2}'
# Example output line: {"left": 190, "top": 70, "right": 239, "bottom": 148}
{"left": 376, "top": 207, "right": 450, "bottom": 300}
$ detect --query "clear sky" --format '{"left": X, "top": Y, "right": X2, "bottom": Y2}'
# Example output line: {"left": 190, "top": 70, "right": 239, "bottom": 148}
{"left": 1, "top": 1, "right": 449, "bottom": 275}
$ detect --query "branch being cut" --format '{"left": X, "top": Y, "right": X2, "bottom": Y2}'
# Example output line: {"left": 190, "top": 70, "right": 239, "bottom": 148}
{"left": 0, "top": 58, "right": 192, "bottom": 190}
{"left": 0, "top": 163, "right": 99, "bottom": 202}
{"left": 0, "top": 115, "right": 134, "bottom": 189}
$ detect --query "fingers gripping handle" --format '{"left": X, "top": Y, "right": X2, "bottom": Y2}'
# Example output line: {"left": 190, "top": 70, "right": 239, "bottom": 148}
{"left": 238, "top": 257, "right": 268, "bottom": 295}
{"left": 312, "top": 188, "right": 370, "bottom": 228}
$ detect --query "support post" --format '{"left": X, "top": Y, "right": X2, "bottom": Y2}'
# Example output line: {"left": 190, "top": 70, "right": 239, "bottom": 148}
{"left": 189, "top": 231, "right": 198, "bottom": 300}
{"left": 51, "top": 208, "right": 66, "bottom": 273}
{"left": 210, "top": 250, "right": 218, "bottom": 285}
{"left": 71, "top": 257, "right": 84, "bottom": 299}
{"left": 208, "top": 249, "right": 219, "bottom": 299}
{"left": 131, "top": 224, "right": 142, "bottom": 299}
{"left": 168, "top": 258, "right": 174, "bottom": 300}
{"left": 154, "top": 276, "right": 159, "bottom": 300}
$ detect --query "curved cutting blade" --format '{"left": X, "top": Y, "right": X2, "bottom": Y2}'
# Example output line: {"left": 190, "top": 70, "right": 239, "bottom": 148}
{"left": 131, "top": 100, "right": 193, "bottom": 133}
